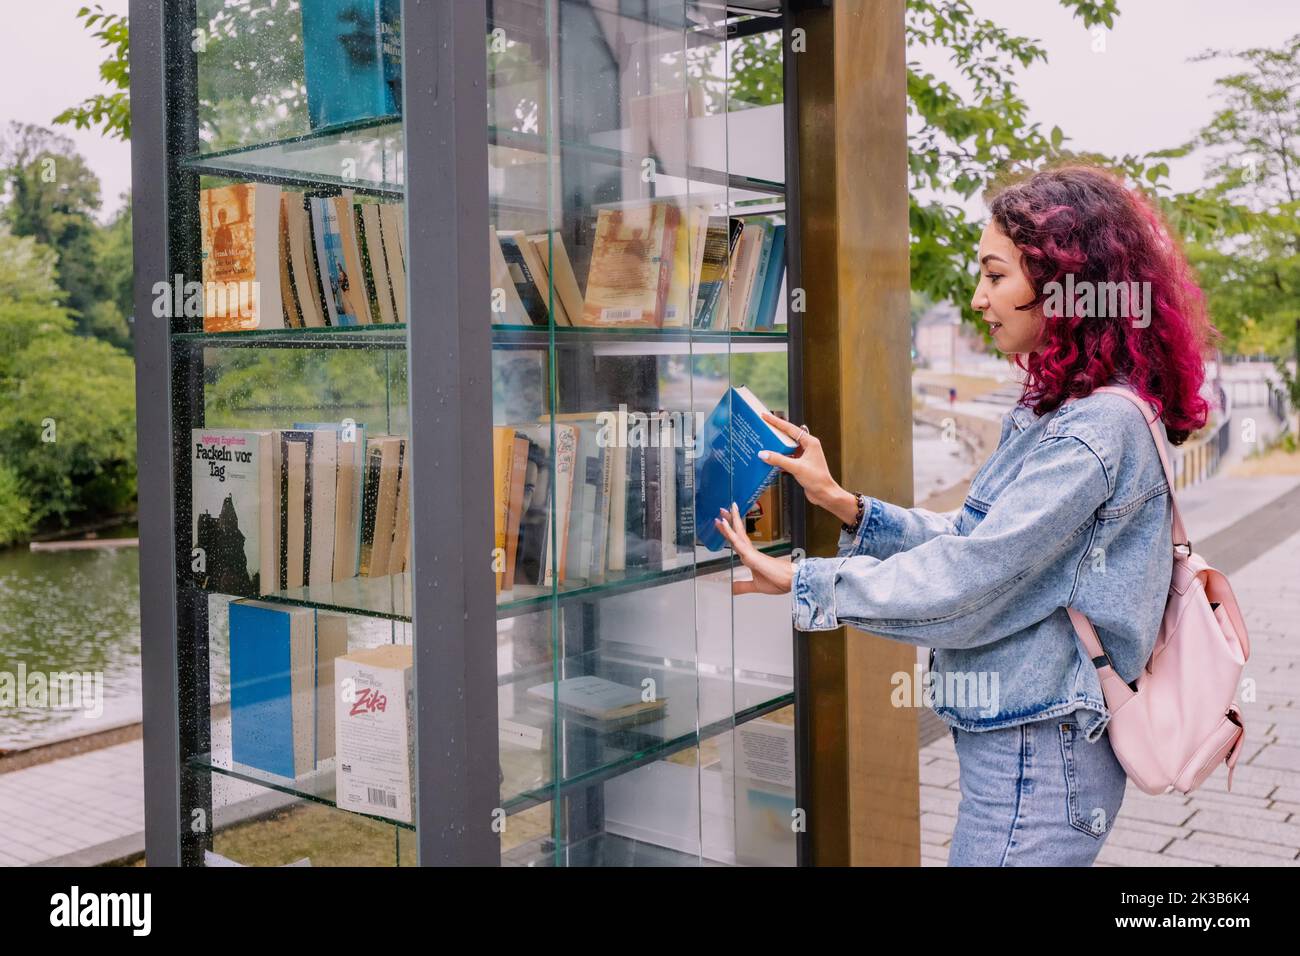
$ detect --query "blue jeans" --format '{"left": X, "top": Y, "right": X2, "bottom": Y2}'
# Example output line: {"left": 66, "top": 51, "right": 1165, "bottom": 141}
{"left": 947, "top": 716, "right": 1128, "bottom": 866}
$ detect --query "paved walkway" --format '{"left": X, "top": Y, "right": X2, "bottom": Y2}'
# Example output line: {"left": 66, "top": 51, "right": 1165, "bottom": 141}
{"left": 0, "top": 716, "right": 269, "bottom": 866}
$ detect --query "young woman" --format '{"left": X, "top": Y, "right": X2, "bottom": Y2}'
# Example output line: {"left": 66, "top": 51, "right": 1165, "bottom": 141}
{"left": 714, "top": 164, "right": 1215, "bottom": 867}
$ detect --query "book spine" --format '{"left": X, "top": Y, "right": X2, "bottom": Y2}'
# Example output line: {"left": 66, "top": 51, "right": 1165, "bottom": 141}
{"left": 624, "top": 442, "right": 647, "bottom": 569}
{"left": 592, "top": 445, "right": 612, "bottom": 582}
{"left": 644, "top": 422, "right": 662, "bottom": 571}
{"left": 676, "top": 412, "right": 695, "bottom": 548}
{"left": 605, "top": 444, "right": 627, "bottom": 572}
{"left": 757, "top": 225, "right": 787, "bottom": 331}
{"left": 745, "top": 221, "right": 774, "bottom": 331}
{"left": 653, "top": 204, "right": 680, "bottom": 327}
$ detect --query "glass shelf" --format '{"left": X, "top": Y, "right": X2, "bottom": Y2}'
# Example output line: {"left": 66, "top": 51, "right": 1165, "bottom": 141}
{"left": 502, "top": 832, "right": 711, "bottom": 867}
{"left": 183, "top": 122, "right": 784, "bottom": 202}
{"left": 499, "top": 541, "right": 792, "bottom": 620}
{"left": 499, "top": 662, "right": 794, "bottom": 814}
{"left": 188, "top": 680, "right": 793, "bottom": 823}
{"left": 192, "top": 541, "right": 792, "bottom": 623}
{"left": 174, "top": 323, "right": 789, "bottom": 353}
{"left": 187, "top": 752, "right": 416, "bottom": 831}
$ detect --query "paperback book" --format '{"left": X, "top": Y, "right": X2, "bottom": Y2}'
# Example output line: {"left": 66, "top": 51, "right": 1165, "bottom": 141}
{"left": 694, "top": 387, "right": 798, "bottom": 552}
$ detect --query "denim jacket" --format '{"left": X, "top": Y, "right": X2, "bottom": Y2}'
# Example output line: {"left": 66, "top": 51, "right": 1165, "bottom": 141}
{"left": 790, "top": 385, "right": 1174, "bottom": 742}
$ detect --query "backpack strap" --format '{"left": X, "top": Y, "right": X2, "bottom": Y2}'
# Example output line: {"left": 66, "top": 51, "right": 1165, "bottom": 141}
{"left": 1062, "top": 384, "right": 1189, "bottom": 668}
{"left": 1089, "top": 385, "right": 1189, "bottom": 551}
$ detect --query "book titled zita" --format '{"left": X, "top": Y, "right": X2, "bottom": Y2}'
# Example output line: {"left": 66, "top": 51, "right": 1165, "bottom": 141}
{"left": 335, "top": 644, "right": 414, "bottom": 824}
{"left": 694, "top": 387, "right": 799, "bottom": 552}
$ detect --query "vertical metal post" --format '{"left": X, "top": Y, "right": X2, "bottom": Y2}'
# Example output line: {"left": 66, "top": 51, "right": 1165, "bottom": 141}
{"left": 131, "top": 0, "right": 207, "bottom": 866}
{"left": 787, "top": 0, "right": 917, "bottom": 866}
{"left": 781, "top": 0, "right": 812, "bottom": 869}
{"left": 402, "top": 0, "right": 501, "bottom": 865}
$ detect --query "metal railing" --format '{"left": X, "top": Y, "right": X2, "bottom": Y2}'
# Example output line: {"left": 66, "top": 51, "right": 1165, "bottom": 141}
{"left": 1268, "top": 385, "right": 1292, "bottom": 426}
{"left": 1172, "top": 392, "right": 1233, "bottom": 490}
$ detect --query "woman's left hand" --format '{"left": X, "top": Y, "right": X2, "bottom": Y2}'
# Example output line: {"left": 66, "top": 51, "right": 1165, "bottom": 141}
{"left": 713, "top": 503, "right": 795, "bottom": 595}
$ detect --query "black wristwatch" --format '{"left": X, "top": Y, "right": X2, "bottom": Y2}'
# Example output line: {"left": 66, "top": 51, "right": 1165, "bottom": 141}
{"left": 842, "top": 493, "right": 867, "bottom": 534}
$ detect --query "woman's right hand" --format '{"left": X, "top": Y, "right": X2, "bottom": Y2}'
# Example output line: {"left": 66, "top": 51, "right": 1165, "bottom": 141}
{"left": 758, "top": 412, "right": 861, "bottom": 527}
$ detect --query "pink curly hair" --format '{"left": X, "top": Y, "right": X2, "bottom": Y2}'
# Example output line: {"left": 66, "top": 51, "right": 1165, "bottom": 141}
{"left": 987, "top": 164, "right": 1216, "bottom": 444}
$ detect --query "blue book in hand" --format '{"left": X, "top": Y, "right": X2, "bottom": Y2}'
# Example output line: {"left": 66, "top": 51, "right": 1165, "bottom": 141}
{"left": 695, "top": 386, "right": 799, "bottom": 552}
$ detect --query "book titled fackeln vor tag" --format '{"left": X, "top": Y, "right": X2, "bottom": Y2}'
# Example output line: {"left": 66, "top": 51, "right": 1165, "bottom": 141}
{"left": 695, "top": 386, "right": 799, "bottom": 552}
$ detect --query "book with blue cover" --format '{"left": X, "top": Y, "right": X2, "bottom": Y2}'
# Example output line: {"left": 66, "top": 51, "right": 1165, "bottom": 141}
{"left": 743, "top": 220, "right": 776, "bottom": 331}
{"left": 694, "top": 387, "right": 799, "bottom": 551}
{"left": 302, "top": 0, "right": 402, "bottom": 130}
{"left": 310, "top": 197, "right": 361, "bottom": 326}
{"left": 755, "top": 224, "right": 786, "bottom": 330}
{"left": 229, "top": 602, "right": 348, "bottom": 779}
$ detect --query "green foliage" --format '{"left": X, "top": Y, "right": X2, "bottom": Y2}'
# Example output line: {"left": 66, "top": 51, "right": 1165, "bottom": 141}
{"left": 192, "top": 0, "right": 309, "bottom": 151}
{"left": 0, "top": 334, "right": 138, "bottom": 526}
{"left": 204, "top": 348, "right": 394, "bottom": 422}
{"left": 904, "top": 0, "right": 1140, "bottom": 328}
{"left": 96, "top": 197, "right": 134, "bottom": 328}
{"left": 0, "top": 463, "right": 34, "bottom": 547}
{"left": 1163, "top": 34, "right": 1300, "bottom": 357}
{"left": 0, "top": 123, "right": 134, "bottom": 351}
{"left": 0, "top": 228, "right": 137, "bottom": 535}
{"left": 58, "top": 2, "right": 310, "bottom": 150}
{"left": 685, "top": 352, "right": 789, "bottom": 412}
{"left": 53, "top": 5, "right": 130, "bottom": 141}
{"left": 0, "top": 233, "right": 75, "bottom": 384}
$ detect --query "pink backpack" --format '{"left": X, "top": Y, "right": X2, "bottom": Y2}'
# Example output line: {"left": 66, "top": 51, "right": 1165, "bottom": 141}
{"left": 1066, "top": 385, "right": 1250, "bottom": 796}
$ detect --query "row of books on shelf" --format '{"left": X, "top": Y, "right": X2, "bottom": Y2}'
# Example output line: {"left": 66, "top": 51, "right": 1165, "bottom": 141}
{"left": 228, "top": 600, "right": 668, "bottom": 824}
{"left": 200, "top": 184, "right": 407, "bottom": 332}
{"left": 494, "top": 387, "right": 796, "bottom": 594}
{"left": 491, "top": 203, "right": 787, "bottom": 332}
{"left": 192, "top": 388, "right": 796, "bottom": 602}
{"left": 191, "top": 425, "right": 410, "bottom": 599}
{"left": 198, "top": 183, "right": 785, "bottom": 336}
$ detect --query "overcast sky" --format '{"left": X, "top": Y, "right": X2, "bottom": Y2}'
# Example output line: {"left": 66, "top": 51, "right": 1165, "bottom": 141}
{"left": 0, "top": 0, "right": 1296, "bottom": 223}
{"left": 919, "top": 0, "right": 1300, "bottom": 200}
{"left": 0, "top": 0, "right": 130, "bottom": 219}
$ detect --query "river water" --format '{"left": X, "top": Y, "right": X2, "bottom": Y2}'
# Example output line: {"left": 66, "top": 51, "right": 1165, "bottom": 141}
{"left": 0, "top": 535, "right": 142, "bottom": 748}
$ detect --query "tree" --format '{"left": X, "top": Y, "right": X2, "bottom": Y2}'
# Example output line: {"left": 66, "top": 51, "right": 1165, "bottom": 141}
{"left": 0, "top": 227, "right": 137, "bottom": 535}
{"left": 53, "top": 4, "right": 130, "bottom": 141}
{"left": 58, "top": 1, "right": 310, "bottom": 151}
{"left": 0, "top": 122, "right": 119, "bottom": 343}
{"left": 1164, "top": 34, "right": 1300, "bottom": 356}
{"left": 90, "top": 195, "right": 135, "bottom": 351}
{"left": 0, "top": 333, "right": 138, "bottom": 526}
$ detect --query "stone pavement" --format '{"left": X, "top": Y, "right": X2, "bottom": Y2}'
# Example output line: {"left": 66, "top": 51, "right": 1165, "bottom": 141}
{"left": 0, "top": 739, "right": 143, "bottom": 865}
{"left": 0, "top": 716, "right": 275, "bottom": 866}
{"left": 920, "top": 478, "right": 1300, "bottom": 866}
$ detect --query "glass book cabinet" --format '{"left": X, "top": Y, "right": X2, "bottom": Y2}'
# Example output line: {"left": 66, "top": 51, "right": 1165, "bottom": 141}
{"left": 132, "top": 0, "right": 809, "bottom": 866}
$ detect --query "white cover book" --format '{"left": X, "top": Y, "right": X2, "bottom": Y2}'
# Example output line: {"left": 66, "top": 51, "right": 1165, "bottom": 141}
{"left": 605, "top": 442, "right": 628, "bottom": 572}
{"left": 360, "top": 203, "right": 398, "bottom": 325}
{"left": 335, "top": 644, "right": 414, "bottom": 824}
{"left": 190, "top": 428, "right": 274, "bottom": 597}
{"left": 307, "top": 429, "right": 338, "bottom": 587}
{"left": 380, "top": 205, "right": 407, "bottom": 323}
{"left": 526, "top": 674, "right": 664, "bottom": 722}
